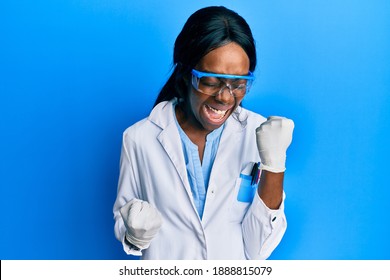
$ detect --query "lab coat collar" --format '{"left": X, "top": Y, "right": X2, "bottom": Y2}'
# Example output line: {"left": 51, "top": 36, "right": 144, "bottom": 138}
{"left": 148, "top": 98, "right": 178, "bottom": 129}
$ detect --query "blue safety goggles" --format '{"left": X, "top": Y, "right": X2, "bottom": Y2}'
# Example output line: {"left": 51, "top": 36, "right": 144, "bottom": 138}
{"left": 191, "top": 69, "right": 255, "bottom": 97}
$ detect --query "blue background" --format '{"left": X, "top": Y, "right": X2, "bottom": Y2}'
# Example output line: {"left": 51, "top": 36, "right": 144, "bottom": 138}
{"left": 1, "top": 0, "right": 389, "bottom": 260}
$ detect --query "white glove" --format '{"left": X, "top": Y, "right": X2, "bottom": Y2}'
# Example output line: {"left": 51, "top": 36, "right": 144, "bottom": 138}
{"left": 256, "top": 116, "right": 294, "bottom": 173}
{"left": 120, "top": 198, "right": 163, "bottom": 250}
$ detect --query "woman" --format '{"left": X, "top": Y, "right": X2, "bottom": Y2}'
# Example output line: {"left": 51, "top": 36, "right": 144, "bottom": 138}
{"left": 113, "top": 6, "right": 294, "bottom": 260}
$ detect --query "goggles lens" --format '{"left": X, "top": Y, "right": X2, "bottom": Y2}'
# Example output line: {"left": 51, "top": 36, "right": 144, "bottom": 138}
{"left": 191, "top": 69, "right": 254, "bottom": 97}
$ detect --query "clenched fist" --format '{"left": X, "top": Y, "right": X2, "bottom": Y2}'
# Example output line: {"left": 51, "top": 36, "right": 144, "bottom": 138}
{"left": 256, "top": 116, "right": 294, "bottom": 173}
{"left": 120, "top": 198, "right": 163, "bottom": 250}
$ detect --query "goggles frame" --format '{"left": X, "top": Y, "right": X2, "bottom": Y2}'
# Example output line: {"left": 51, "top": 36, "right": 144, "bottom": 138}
{"left": 191, "top": 69, "right": 255, "bottom": 97}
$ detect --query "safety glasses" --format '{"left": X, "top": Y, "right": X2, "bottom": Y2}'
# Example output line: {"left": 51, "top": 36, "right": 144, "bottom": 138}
{"left": 191, "top": 69, "right": 255, "bottom": 97}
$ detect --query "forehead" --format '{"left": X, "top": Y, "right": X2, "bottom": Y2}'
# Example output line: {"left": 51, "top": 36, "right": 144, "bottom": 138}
{"left": 197, "top": 42, "right": 250, "bottom": 76}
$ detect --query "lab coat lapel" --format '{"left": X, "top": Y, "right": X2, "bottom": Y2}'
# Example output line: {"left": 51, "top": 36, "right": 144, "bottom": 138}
{"left": 157, "top": 124, "right": 190, "bottom": 194}
{"left": 149, "top": 100, "right": 196, "bottom": 210}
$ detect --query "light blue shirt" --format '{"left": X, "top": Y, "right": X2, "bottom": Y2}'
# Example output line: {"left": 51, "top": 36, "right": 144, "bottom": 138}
{"left": 173, "top": 106, "right": 224, "bottom": 220}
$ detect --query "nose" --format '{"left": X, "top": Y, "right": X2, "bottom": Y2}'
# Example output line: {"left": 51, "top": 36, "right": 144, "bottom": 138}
{"left": 214, "top": 85, "right": 234, "bottom": 104}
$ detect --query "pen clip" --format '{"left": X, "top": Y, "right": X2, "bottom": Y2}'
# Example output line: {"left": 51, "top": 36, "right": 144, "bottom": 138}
{"left": 250, "top": 162, "right": 260, "bottom": 185}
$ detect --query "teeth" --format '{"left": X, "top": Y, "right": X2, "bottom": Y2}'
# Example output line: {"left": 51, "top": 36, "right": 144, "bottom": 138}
{"left": 207, "top": 105, "right": 227, "bottom": 116}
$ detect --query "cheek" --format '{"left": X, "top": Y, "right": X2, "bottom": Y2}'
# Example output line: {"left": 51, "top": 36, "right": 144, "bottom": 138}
{"left": 236, "top": 96, "right": 245, "bottom": 107}
{"left": 189, "top": 91, "right": 207, "bottom": 112}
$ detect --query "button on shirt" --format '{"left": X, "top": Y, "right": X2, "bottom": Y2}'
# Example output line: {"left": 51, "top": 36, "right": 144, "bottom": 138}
{"left": 173, "top": 107, "right": 224, "bottom": 220}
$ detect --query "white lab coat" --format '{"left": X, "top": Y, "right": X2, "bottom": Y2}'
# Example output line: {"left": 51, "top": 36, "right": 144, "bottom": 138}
{"left": 113, "top": 99, "right": 287, "bottom": 260}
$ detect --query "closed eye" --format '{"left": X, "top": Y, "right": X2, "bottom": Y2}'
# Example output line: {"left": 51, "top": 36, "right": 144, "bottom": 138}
{"left": 200, "top": 77, "right": 222, "bottom": 87}
{"left": 234, "top": 84, "right": 246, "bottom": 90}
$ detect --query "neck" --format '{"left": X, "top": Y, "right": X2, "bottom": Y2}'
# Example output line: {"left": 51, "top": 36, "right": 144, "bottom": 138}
{"left": 175, "top": 103, "right": 209, "bottom": 140}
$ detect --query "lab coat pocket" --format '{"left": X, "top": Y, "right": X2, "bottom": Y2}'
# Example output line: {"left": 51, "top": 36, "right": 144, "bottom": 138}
{"left": 229, "top": 174, "right": 257, "bottom": 223}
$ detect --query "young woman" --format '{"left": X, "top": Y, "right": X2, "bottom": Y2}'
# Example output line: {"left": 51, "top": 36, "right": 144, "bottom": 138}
{"left": 113, "top": 6, "right": 294, "bottom": 260}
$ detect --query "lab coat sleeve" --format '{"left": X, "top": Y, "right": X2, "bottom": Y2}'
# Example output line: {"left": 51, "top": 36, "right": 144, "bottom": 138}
{"left": 113, "top": 132, "right": 142, "bottom": 255}
{"left": 242, "top": 192, "right": 287, "bottom": 259}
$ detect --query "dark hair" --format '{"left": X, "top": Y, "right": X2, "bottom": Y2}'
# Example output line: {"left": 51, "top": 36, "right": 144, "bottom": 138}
{"left": 153, "top": 6, "right": 257, "bottom": 107}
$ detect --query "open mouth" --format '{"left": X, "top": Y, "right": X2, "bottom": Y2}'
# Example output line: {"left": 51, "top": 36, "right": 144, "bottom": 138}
{"left": 204, "top": 104, "right": 230, "bottom": 123}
